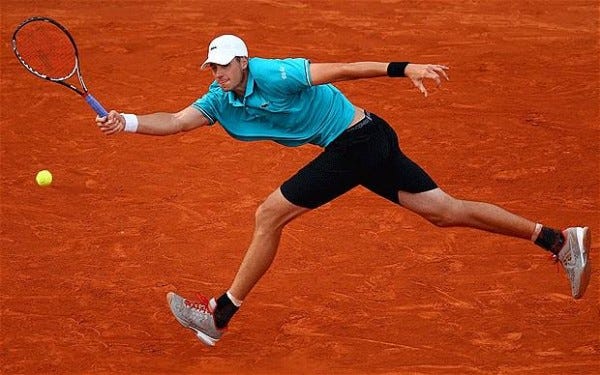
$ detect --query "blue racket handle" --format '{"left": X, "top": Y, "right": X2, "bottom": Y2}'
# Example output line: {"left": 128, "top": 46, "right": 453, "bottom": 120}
{"left": 84, "top": 93, "right": 108, "bottom": 117}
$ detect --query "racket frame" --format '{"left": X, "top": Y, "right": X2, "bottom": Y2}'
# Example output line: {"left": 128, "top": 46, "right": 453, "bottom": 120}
{"left": 11, "top": 16, "right": 107, "bottom": 116}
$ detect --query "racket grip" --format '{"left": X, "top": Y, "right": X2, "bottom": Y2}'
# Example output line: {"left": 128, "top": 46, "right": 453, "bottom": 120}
{"left": 84, "top": 93, "right": 108, "bottom": 117}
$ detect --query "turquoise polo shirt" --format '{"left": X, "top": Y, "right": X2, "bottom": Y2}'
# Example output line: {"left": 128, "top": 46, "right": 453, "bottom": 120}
{"left": 192, "top": 57, "right": 355, "bottom": 147}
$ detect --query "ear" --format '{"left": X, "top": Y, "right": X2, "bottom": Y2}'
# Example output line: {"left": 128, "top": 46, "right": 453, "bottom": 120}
{"left": 239, "top": 56, "right": 249, "bottom": 69}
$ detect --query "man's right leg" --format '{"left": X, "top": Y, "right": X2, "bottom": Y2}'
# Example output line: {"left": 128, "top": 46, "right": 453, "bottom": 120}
{"left": 167, "top": 188, "right": 309, "bottom": 346}
{"left": 167, "top": 123, "right": 370, "bottom": 345}
{"left": 229, "top": 188, "right": 310, "bottom": 301}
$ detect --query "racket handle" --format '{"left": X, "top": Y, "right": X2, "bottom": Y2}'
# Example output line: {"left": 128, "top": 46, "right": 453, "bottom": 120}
{"left": 84, "top": 93, "right": 108, "bottom": 117}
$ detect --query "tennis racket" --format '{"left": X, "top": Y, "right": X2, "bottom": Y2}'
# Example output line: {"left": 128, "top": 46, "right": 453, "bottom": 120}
{"left": 12, "top": 16, "right": 108, "bottom": 117}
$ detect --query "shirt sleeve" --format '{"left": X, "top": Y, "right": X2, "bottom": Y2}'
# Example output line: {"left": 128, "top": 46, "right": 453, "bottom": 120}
{"left": 191, "top": 82, "right": 220, "bottom": 125}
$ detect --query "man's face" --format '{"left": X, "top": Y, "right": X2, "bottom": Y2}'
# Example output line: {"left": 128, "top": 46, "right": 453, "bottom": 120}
{"left": 209, "top": 57, "right": 248, "bottom": 92}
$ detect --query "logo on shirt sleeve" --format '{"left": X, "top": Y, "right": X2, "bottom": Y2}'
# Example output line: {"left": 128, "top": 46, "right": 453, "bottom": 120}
{"left": 279, "top": 66, "right": 287, "bottom": 80}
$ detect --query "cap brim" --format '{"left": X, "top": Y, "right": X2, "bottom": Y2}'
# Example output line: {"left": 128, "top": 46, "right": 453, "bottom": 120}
{"left": 200, "top": 53, "right": 236, "bottom": 70}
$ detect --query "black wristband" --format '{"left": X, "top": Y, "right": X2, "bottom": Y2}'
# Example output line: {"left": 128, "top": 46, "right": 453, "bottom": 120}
{"left": 387, "top": 62, "right": 409, "bottom": 77}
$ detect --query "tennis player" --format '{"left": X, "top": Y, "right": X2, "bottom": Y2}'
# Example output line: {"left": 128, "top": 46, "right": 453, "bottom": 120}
{"left": 96, "top": 35, "right": 591, "bottom": 347}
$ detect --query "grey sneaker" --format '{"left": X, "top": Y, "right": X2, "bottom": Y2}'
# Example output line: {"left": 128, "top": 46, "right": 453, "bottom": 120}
{"left": 555, "top": 227, "right": 592, "bottom": 299}
{"left": 166, "top": 292, "right": 223, "bottom": 346}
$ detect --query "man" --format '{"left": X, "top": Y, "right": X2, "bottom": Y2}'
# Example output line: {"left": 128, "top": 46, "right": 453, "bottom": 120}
{"left": 96, "top": 35, "right": 591, "bottom": 347}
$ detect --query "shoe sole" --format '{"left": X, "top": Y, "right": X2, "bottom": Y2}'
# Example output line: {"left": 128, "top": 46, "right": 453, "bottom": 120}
{"left": 574, "top": 227, "right": 592, "bottom": 299}
{"left": 166, "top": 292, "right": 219, "bottom": 346}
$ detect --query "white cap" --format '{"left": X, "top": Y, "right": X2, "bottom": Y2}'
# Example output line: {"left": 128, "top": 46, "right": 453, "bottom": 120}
{"left": 200, "top": 35, "right": 248, "bottom": 70}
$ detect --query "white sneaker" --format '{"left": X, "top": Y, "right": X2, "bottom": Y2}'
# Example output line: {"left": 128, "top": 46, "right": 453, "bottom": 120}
{"left": 556, "top": 227, "right": 592, "bottom": 299}
{"left": 166, "top": 292, "right": 223, "bottom": 346}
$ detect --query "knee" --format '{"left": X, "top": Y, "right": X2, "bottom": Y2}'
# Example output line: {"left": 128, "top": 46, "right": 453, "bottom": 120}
{"left": 422, "top": 199, "right": 463, "bottom": 228}
{"left": 255, "top": 202, "right": 277, "bottom": 231}
{"left": 426, "top": 213, "right": 454, "bottom": 228}
{"left": 254, "top": 200, "right": 290, "bottom": 233}
{"left": 253, "top": 189, "right": 309, "bottom": 235}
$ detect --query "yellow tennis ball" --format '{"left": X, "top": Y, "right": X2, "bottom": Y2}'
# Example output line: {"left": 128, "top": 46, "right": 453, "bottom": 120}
{"left": 36, "top": 169, "right": 53, "bottom": 186}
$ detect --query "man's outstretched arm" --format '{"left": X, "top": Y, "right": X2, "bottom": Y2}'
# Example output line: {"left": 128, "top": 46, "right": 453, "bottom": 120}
{"left": 95, "top": 105, "right": 210, "bottom": 136}
{"left": 309, "top": 61, "right": 449, "bottom": 97}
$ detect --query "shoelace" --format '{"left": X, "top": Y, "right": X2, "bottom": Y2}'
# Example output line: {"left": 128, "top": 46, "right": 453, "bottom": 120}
{"left": 184, "top": 294, "right": 225, "bottom": 332}
{"left": 184, "top": 294, "right": 212, "bottom": 313}
{"left": 548, "top": 231, "right": 566, "bottom": 273}
{"left": 549, "top": 253, "right": 560, "bottom": 274}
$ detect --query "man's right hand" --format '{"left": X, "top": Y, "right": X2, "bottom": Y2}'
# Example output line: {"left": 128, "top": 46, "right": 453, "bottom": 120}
{"left": 96, "top": 110, "right": 125, "bottom": 135}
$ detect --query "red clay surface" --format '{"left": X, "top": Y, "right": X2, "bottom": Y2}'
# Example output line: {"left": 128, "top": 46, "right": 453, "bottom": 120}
{"left": 1, "top": 1, "right": 598, "bottom": 374}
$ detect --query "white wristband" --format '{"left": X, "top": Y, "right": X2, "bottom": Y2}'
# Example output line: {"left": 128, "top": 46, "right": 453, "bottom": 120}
{"left": 122, "top": 113, "right": 139, "bottom": 133}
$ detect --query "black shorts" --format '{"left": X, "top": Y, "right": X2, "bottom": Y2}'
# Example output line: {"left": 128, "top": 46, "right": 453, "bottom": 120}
{"left": 280, "top": 111, "right": 438, "bottom": 209}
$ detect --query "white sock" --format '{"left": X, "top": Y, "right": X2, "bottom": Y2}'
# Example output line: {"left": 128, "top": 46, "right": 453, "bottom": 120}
{"left": 226, "top": 290, "right": 243, "bottom": 307}
{"left": 531, "top": 223, "right": 543, "bottom": 242}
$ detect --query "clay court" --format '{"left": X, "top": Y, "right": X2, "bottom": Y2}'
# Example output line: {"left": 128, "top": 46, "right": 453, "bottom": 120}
{"left": 1, "top": 1, "right": 598, "bottom": 374}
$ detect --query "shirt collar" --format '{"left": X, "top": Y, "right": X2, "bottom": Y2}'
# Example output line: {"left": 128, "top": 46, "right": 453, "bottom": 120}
{"left": 227, "top": 68, "right": 255, "bottom": 107}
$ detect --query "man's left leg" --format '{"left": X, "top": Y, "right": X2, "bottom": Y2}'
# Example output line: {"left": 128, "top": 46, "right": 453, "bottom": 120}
{"left": 397, "top": 188, "right": 591, "bottom": 299}
{"left": 397, "top": 188, "right": 536, "bottom": 238}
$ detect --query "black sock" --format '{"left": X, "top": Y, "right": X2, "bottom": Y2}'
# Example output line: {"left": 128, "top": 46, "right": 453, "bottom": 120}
{"left": 214, "top": 293, "right": 239, "bottom": 329}
{"left": 534, "top": 227, "right": 564, "bottom": 254}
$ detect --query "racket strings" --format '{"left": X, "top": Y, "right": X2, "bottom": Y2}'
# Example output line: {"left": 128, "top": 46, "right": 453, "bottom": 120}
{"left": 14, "top": 21, "right": 77, "bottom": 80}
